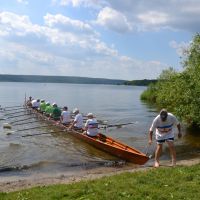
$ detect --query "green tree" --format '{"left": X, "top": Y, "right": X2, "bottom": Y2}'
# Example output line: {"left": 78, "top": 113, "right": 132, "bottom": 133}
{"left": 141, "top": 33, "right": 200, "bottom": 128}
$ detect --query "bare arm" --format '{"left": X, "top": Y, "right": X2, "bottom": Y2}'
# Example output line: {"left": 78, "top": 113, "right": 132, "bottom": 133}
{"left": 148, "top": 130, "right": 153, "bottom": 145}
{"left": 68, "top": 120, "right": 76, "bottom": 130}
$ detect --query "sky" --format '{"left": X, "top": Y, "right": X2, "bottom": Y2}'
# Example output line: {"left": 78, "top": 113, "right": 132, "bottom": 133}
{"left": 0, "top": 0, "right": 199, "bottom": 80}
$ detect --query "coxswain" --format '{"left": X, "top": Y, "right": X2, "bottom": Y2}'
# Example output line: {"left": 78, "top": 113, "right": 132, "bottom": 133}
{"left": 26, "top": 96, "right": 32, "bottom": 107}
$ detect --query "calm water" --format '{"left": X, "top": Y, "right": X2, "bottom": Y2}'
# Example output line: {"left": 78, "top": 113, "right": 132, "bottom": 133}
{"left": 0, "top": 82, "right": 199, "bottom": 179}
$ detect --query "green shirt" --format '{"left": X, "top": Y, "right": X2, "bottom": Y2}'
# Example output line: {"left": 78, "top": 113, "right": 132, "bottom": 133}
{"left": 40, "top": 102, "right": 46, "bottom": 112}
{"left": 45, "top": 105, "right": 53, "bottom": 115}
{"left": 52, "top": 107, "right": 61, "bottom": 119}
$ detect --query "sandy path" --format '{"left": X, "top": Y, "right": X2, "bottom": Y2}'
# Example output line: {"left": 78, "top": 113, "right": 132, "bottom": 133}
{"left": 0, "top": 155, "right": 199, "bottom": 193}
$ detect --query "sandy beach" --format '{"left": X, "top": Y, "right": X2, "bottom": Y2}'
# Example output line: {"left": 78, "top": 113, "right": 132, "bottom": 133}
{"left": 0, "top": 154, "right": 199, "bottom": 193}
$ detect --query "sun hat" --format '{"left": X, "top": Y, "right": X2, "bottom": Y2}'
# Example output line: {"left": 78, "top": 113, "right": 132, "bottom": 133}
{"left": 87, "top": 113, "right": 93, "bottom": 117}
{"left": 73, "top": 108, "right": 79, "bottom": 113}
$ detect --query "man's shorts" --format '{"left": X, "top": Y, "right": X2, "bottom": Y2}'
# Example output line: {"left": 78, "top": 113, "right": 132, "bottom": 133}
{"left": 156, "top": 137, "right": 174, "bottom": 144}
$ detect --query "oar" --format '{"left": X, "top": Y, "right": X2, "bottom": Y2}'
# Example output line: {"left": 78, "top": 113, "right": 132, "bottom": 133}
{"left": 2, "top": 107, "right": 25, "bottom": 112}
{"left": 22, "top": 132, "right": 52, "bottom": 137}
{"left": 11, "top": 117, "right": 35, "bottom": 124}
{"left": 21, "top": 129, "right": 64, "bottom": 137}
{"left": 3, "top": 105, "right": 23, "bottom": 109}
{"left": 100, "top": 122, "right": 137, "bottom": 129}
{"left": 6, "top": 113, "right": 32, "bottom": 119}
{"left": 13, "top": 120, "right": 40, "bottom": 126}
{"left": 4, "top": 110, "right": 27, "bottom": 116}
{"left": 15, "top": 125, "right": 50, "bottom": 132}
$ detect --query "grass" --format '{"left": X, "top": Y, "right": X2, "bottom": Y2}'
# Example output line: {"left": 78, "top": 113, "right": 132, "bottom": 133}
{"left": 0, "top": 164, "right": 200, "bottom": 200}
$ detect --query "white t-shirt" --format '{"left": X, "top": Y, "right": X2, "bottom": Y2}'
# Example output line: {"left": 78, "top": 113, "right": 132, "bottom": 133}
{"left": 74, "top": 113, "right": 83, "bottom": 128}
{"left": 150, "top": 113, "right": 179, "bottom": 140}
{"left": 61, "top": 110, "right": 71, "bottom": 123}
{"left": 85, "top": 118, "right": 98, "bottom": 136}
{"left": 31, "top": 100, "right": 40, "bottom": 108}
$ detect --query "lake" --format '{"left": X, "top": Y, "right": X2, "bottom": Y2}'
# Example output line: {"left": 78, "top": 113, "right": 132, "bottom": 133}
{"left": 0, "top": 82, "right": 199, "bottom": 180}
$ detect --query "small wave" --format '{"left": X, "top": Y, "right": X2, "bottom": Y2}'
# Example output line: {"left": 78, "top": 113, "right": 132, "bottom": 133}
{"left": 0, "top": 160, "right": 126, "bottom": 173}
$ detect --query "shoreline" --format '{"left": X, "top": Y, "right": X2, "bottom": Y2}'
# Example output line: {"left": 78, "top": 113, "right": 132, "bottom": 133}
{"left": 0, "top": 155, "right": 199, "bottom": 193}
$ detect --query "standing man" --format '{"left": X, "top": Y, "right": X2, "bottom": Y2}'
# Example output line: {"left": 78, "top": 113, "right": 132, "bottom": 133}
{"left": 148, "top": 109, "right": 182, "bottom": 167}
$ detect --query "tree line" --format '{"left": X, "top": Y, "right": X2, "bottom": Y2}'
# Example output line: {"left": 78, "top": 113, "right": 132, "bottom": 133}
{"left": 141, "top": 33, "right": 200, "bottom": 128}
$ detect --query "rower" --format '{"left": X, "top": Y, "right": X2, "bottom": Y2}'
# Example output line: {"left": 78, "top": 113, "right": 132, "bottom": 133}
{"left": 31, "top": 98, "right": 40, "bottom": 109}
{"left": 84, "top": 113, "right": 99, "bottom": 137}
{"left": 68, "top": 108, "right": 83, "bottom": 131}
{"left": 51, "top": 103, "right": 61, "bottom": 121}
{"left": 44, "top": 102, "right": 53, "bottom": 117}
{"left": 38, "top": 99, "right": 46, "bottom": 113}
{"left": 60, "top": 106, "right": 71, "bottom": 125}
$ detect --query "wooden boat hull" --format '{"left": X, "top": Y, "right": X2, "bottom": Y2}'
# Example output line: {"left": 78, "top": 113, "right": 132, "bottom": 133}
{"left": 28, "top": 107, "right": 149, "bottom": 165}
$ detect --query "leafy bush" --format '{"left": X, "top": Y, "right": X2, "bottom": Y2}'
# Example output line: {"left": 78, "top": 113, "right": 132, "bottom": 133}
{"left": 141, "top": 33, "right": 200, "bottom": 128}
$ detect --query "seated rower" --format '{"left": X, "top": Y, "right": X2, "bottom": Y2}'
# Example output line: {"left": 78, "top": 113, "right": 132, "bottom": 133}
{"left": 31, "top": 99, "right": 40, "bottom": 109}
{"left": 84, "top": 113, "right": 99, "bottom": 137}
{"left": 68, "top": 108, "right": 83, "bottom": 131}
{"left": 39, "top": 99, "right": 46, "bottom": 113}
{"left": 51, "top": 103, "right": 61, "bottom": 121}
{"left": 44, "top": 102, "right": 53, "bottom": 117}
{"left": 60, "top": 106, "right": 71, "bottom": 125}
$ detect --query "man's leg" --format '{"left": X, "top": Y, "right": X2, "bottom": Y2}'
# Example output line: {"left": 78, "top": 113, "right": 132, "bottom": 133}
{"left": 167, "top": 140, "right": 176, "bottom": 166}
{"left": 154, "top": 143, "right": 162, "bottom": 167}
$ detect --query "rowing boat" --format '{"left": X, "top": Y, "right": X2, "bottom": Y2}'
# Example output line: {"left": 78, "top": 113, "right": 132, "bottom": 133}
{"left": 26, "top": 105, "right": 149, "bottom": 165}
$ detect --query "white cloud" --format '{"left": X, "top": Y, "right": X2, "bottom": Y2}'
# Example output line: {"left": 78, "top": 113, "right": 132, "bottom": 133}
{"left": 59, "top": 0, "right": 107, "bottom": 8}
{"left": 96, "top": 7, "right": 132, "bottom": 33}
{"left": 0, "top": 6, "right": 179, "bottom": 80}
{"left": 52, "top": 1, "right": 200, "bottom": 33}
{"left": 92, "top": 0, "right": 200, "bottom": 33}
{"left": 16, "top": 0, "right": 28, "bottom": 5}
{"left": 44, "top": 13, "right": 95, "bottom": 35}
{"left": 138, "top": 11, "right": 169, "bottom": 26}
{"left": 169, "top": 40, "right": 190, "bottom": 57}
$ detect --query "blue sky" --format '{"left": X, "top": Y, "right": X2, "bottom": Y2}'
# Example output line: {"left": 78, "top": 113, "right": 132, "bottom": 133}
{"left": 0, "top": 0, "right": 198, "bottom": 80}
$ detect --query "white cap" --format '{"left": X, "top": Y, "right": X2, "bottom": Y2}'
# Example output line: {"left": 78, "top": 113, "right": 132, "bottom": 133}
{"left": 73, "top": 108, "right": 79, "bottom": 113}
{"left": 87, "top": 113, "right": 93, "bottom": 117}
{"left": 52, "top": 102, "right": 56, "bottom": 106}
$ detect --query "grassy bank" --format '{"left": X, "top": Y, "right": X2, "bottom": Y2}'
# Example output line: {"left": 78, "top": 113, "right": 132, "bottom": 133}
{"left": 0, "top": 164, "right": 199, "bottom": 200}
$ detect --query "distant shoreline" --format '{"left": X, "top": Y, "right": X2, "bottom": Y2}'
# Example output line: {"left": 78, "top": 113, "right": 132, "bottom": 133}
{"left": 0, "top": 74, "right": 125, "bottom": 85}
{"left": 0, "top": 74, "right": 156, "bottom": 86}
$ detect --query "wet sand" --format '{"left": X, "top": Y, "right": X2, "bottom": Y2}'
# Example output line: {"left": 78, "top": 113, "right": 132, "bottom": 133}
{"left": 0, "top": 154, "right": 199, "bottom": 193}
